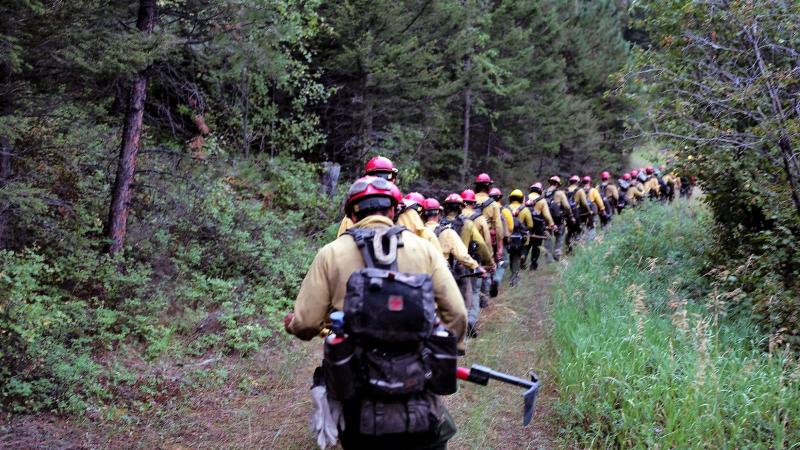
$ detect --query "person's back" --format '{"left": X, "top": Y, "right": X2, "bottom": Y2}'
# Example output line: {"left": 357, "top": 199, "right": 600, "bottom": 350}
{"left": 286, "top": 177, "right": 466, "bottom": 450}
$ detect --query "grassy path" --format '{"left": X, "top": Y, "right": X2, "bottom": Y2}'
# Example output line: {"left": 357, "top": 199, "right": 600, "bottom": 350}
{"left": 2, "top": 266, "right": 559, "bottom": 449}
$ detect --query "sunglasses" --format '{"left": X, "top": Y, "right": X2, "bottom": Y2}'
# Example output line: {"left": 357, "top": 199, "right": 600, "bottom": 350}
{"left": 348, "top": 176, "right": 394, "bottom": 196}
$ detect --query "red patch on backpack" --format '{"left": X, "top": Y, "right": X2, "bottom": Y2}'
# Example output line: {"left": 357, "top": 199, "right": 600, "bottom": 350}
{"left": 388, "top": 296, "right": 404, "bottom": 311}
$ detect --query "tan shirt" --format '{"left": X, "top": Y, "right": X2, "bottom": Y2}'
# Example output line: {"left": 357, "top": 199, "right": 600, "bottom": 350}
{"left": 288, "top": 215, "right": 467, "bottom": 346}
{"left": 425, "top": 221, "right": 480, "bottom": 270}
{"left": 526, "top": 194, "right": 555, "bottom": 226}
{"left": 475, "top": 192, "right": 505, "bottom": 240}
{"left": 546, "top": 187, "right": 573, "bottom": 220}
{"left": 397, "top": 208, "right": 443, "bottom": 252}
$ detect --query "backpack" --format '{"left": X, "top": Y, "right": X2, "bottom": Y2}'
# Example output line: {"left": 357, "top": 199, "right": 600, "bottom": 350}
{"left": 440, "top": 215, "right": 478, "bottom": 260}
{"left": 323, "top": 226, "right": 458, "bottom": 436}
{"left": 527, "top": 197, "right": 546, "bottom": 236}
{"left": 617, "top": 179, "right": 630, "bottom": 210}
{"left": 598, "top": 183, "right": 614, "bottom": 215}
{"left": 565, "top": 188, "right": 581, "bottom": 221}
{"left": 580, "top": 187, "right": 597, "bottom": 216}
{"left": 544, "top": 189, "right": 562, "bottom": 222}
{"left": 508, "top": 205, "right": 528, "bottom": 250}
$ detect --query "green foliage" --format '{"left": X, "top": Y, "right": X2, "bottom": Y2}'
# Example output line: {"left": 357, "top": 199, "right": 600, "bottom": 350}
{"left": 629, "top": 1, "right": 800, "bottom": 346}
{"left": 552, "top": 201, "right": 800, "bottom": 447}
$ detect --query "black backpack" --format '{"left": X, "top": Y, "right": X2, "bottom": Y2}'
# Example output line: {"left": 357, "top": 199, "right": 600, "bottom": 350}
{"left": 565, "top": 188, "right": 581, "bottom": 221}
{"left": 544, "top": 189, "right": 562, "bottom": 222}
{"left": 323, "top": 226, "right": 458, "bottom": 436}
{"left": 527, "top": 197, "right": 546, "bottom": 236}
{"left": 617, "top": 179, "right": 630, "bottom": 210}
{"left": 508, "top": 205, "right": 528, "bottom": 250}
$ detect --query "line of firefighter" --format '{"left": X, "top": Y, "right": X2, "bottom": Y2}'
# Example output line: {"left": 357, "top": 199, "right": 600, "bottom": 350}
{"left": 331, "top": 156, "right": 686, "bottom": 338}
{"left": 285, "top": 155, "right": 690, "bottom": 449}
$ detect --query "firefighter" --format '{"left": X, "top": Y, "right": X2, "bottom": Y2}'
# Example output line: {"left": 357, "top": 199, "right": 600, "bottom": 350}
{"left": 398, "top": 192, "right": 443, "bottom": 252}
{"left": 597, "top": 171, "right": 618, "bottom": 227}
{"left": 543, "top": 176, "right": 574, "bottom": 261}
{"left": 506, "top": 189, "right": 533, "bottom": 286}
{"left": 489, "top": 187, "right": 512, "bottom": 289}
{"left": 565, "top": 175, "right": 583, "bottom": 253}
{"left": 473, "top": 173, "right": 506, "bottom": 267}
{"left": 642, "top": 166, "right": 661, "bottom": 199}
{"left": 574, "top": 176, "right": 605, "bottom": 242}
{"left": 336, "top": 156, "right": 399, "bottom": 237}
{"left": 285, "top": 176, "right": 466, "bottom": 450}
{"left": 423, "top": 197, "right": 486, "bottom": 279}
{"left": 524, "top": 182, "right": 555, "bottom": 271}
{"left": 461, "top": 189, "right": 495, "bottom": 331}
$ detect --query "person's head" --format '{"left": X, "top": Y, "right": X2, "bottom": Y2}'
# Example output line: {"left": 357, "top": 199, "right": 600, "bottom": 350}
{"left": 569, "top": 175, "right": 580, "bottom": 185}
{"left": 345, "top": 176, "right": 402, "bottom": 222}
{"left": 630, "top": 169, "right": 639, "bottom": 178}
{"left": 364, "top": 156, "right": 398, "bottom": 182}
{"left": 461, "top": 189, "right": 477, "bottom": 206}
{"left": 443, "top": 193, "right": 465, "bottom": 215}
{"left": 582, "top": 176, "right": 592, "bottom": 186}
{"left": 509, "top": 189, "right": 525, "bottom": 204}
{"left": 549, "top": 175, "right": 561, "bottom": 187}
{"left": 403, "top": 192, "right": 426, "bottom": 216}
{"left": 489, "top": 187, "right": 502, "bottom": 202}
{"left": 474, "top": 173, "right": 493, "bottom": 193}
{"left": 622, "top": 173, "right": 632, "bottom": 181}
{"left": 645, "top": 166, "right": 655, "bottom": 175}
{"left": 600, "top": 171, "right": 610, "bottom": 181}
{"left": 422, "top": 198, "right": 441, "bottom": 222}
{"left": 529, "top": 182, "right": 543, "bottom": 195}
{"left": 659, "top": 165, "right": 666, "bottom": 172}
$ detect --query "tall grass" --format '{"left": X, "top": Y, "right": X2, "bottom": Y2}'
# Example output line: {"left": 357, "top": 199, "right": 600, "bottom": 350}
{"left": 552, "top": 201, "right": 800, "bottom": 448}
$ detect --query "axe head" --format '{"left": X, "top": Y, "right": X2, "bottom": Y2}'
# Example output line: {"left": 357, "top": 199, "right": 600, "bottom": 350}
{"left": 522, "top": 371, "right": 540, "bottom": 426}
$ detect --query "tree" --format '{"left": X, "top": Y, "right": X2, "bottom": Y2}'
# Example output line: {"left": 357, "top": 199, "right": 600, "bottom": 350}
{"left": 104, "top": 0, "right": 157, "bottom": 254}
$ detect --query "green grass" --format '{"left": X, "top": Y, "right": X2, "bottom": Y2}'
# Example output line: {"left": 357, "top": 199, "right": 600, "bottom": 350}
{"left": 552, "top": 200, "right": 800, "bottom": 448}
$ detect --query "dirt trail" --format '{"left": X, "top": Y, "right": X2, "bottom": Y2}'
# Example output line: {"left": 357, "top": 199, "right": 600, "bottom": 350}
{"left": 1, "top": 266, "right": 559, "bottom": 450}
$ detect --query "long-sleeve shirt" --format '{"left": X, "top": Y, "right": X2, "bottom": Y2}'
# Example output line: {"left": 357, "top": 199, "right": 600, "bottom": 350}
{"left": 462, "top": 206, "right": 493, "bottom": 256}
{"left": 446, "top": 212, "right": 494, "bottom": 265}
{"left": 475, "top": 192, "right": 505, "bottom": 241}
{"left": 425, "top": 221, "right": 479, "bottom": 270}
{"left": 288, "top": 215, "right": 467, "bottom": 347}
{"left": 545, "top": 187, "right": 573, "bottom": 221}
{"left": 527, "top": 193, "right": 555, "bottom": 227}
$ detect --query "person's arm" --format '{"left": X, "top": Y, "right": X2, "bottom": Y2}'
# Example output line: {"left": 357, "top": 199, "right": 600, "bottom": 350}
{"left": 610, "top": 185, "right": 619, "bottom": 202}
{"left": 591, "top": 189, "right": 605, "bottom": 212}
{"left": 428, "top": 244, "right": 468, "bottom": 348}
{"left": 576, "top": 190, "right": 589, "bottom": 209}
{"left": 424, "top": 228, "right": 443, "bottom": 253}
{"left": 287, "top": 247, "right": 332, "bottom": 340}
{"left": 558, "top": 192, "right": 574, "bottom": 220}
{"left": 470, "top": 222, "right": 494, "bottom": 266}
{"left": 446, "top": 229, "right": 479, "bottom": 270}
{"left": 538, "top": 200, "right": 554, "bottom": 227}
{"left": 522, "top": 208, "right": 534, "bottom": 229}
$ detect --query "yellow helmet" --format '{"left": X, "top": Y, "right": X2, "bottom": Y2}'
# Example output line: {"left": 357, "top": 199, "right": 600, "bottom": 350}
{"left": 509, "top": 189, "right": 524, "bottom": 201}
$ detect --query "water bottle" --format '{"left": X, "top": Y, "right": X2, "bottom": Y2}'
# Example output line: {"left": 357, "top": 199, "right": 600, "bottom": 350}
{"left": 323, "top": 311, "right": 358, "bottom": 400}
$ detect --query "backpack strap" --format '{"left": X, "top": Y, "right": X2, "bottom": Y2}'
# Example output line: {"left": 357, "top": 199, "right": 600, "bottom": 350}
{"left": 346, "top": 226, "right": 405, "bottom": 271}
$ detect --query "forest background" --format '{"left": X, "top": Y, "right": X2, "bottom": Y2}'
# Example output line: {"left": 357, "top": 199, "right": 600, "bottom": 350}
{"left": 1, "top": 0, "right": 798, "bottom": 419}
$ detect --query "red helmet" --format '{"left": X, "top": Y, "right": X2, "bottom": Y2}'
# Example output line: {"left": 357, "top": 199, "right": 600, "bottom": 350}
{"left": 475, "top": 173, "right": 493, "bottom": 184}
{"left": 600, "top": 171, "right": 610, "bottom": 180}
{"left": 569, "top": 175, "right": 580, "bottom": 183}
{"left": 582, "top": 176, "right": 592, "bottom": 183}
{"left": 659, "top": 165, "right": 666, "bottom": 171}
{"left": 444, "top": 193, "right": 464, "bottom": 205}
{"left": 645, "top": 166, "right": 654, "bottom": 175}
{"left": 529, "top": 182, "right": 543, "bottom": 193}
{"left": 404, "top": 192, "right": 425, "bottom": 205}
{"left": 423, "top": 198, "right": 441, "bottom": 211}
{"left": 622, "top": 173, "right": 632, "bottom": 181}
{"left": 461, "top": 189, "right": 477, "bottom": 203}
{"left": 488, "top": 187, "right": 502, "bottom": 198}
{"left": 630, "top": 169, "right": 639, "bottom": 177}
{"left": 364, "top": 156, "right": 398, "bottom": 179}
{"left": 345, "top": 176, "right": 401, "bottom": 213}
{"left": 549, "top": 175, "right": 561, "bottom": 185}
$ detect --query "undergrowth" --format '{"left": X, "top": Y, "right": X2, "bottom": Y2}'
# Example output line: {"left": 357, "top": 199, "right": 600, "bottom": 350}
{"left": 552, "top": 200, "right": 800, "bottom": 448}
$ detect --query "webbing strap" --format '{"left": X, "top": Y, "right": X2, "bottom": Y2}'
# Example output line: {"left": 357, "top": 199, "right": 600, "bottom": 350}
{"left": 346, "top": 226, "right": 405, "bottom": 271}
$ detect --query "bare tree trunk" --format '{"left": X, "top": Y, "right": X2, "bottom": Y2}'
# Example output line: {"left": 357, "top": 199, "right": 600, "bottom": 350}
{"left": 461, "top": 57, "right": 472, "bottom": 184}
{"left": 104, "top": 0, "right": 157, "bottom": 255}
{"left": 241, "top": 67, "right": 249, "bottom": 158}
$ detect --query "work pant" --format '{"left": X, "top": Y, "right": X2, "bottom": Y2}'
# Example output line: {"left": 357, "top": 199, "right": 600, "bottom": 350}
{"left": 469, "top": 276, "right": 483, "bottom": 326}
{"left": 566, "top": 217, "right": 582, "bottom": 254}
{"left": 457, "top": 269, "right": 473, "bottom": 314}
{"left": 508, "top": 245, "right": 523, "bottom": 286}
{"left": 583, "top": 214, "right": 597, "bottom": 242}
{"left": 340, "top": 406, "right": 457, "bottom": 450}
{"left": 544, "top": 221, "right": 566, "bottom": 261}
{"left": 526, "top": 238, "right": 544, "bottom": 271}
{"left": 493, "top": 249, "right": 506, "bottom": 285}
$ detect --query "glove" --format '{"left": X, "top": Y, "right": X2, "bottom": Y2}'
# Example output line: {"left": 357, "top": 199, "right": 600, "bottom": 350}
{"left": 310, "top": 385, "right": 343, "bottom": 449}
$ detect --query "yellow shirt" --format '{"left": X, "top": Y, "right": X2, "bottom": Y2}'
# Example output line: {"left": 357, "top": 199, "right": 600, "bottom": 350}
{"left": 446, "top": 213, "right": 494, "bottom": 265}
{"left": 425, "top": 221, "right": 480, "bottom": 270}
{"left": 475, "top": 192, "right": 505, "bottom": 240}
{"left": 626, "top": 184, "right": 645, "bottom": 205}
{"left": 526, "top": 194, "right": 555, "bottom": 226}
{"left": 599, "top": 183, "right": 619, "bottom": 202}
{"left": 397, "top": 208, "right": 443, "bottom": 252}
{"left": 568, "top": 185, "right": 589, "bottom": 210}
{"left": 545, "top": 187, "right": 573, "bottom": 220}
{"left": 498, "top": 202, "right": 514, "bottom": 235}
{"left": 462, "top": 206, "right": 493, "bottom": 254}
{"left": 643, "top": 177, "right": 661, "bottom": 196}
{"left": 508, "top": 201, "right": 533, "bottom": 229}
{"left": 288, "top": 215, "right": 467, "bottom": 346}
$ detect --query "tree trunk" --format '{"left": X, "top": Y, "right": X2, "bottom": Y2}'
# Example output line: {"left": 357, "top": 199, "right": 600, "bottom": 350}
{"left": 461, "top": 57, "right": 473, "bottom": 184}
{"left": 104, "top": 0, "right": 157, "bottom": 255}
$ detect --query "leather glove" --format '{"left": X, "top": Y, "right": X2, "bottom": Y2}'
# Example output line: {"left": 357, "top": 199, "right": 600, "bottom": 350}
{"left": 310, "top": 385, "right": 342, "bottom": 449}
